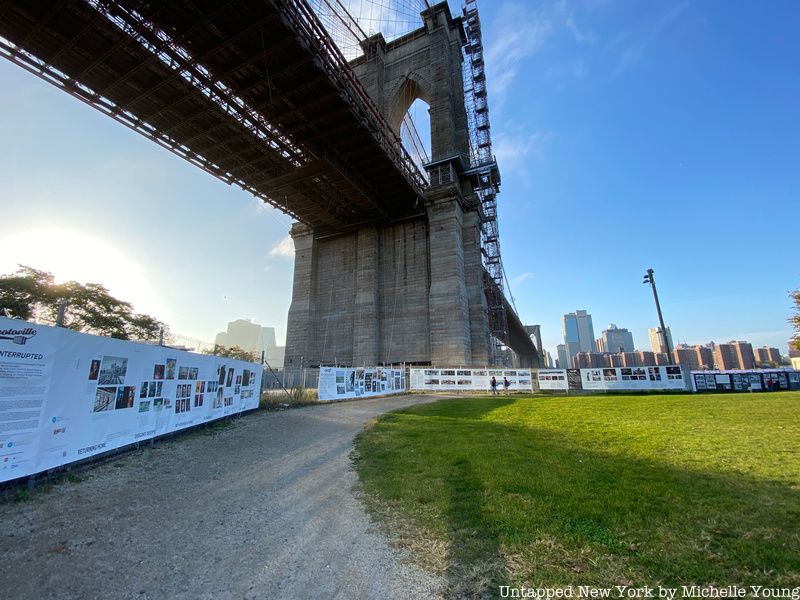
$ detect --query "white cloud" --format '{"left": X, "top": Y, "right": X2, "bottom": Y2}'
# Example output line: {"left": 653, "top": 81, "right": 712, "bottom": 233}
{"left": 612, "top": 3, "right": 689, "bottom": 78}
{"left": 612, "top": 45, "right": 644, "bottom": 78}
{"left": 565, "top": 10, "right": 596, "bottom": 45}
{"left": 494, "top": 128, "right": 552, "bottom": 173}
{"left": 486, "top": 3, "right": 553, "bottom": 100}
{"left": 511, "top": 272, "right": 536, "bottom": 288}
{"left": 268, "top": 235, "right": 294, "bottom": 258}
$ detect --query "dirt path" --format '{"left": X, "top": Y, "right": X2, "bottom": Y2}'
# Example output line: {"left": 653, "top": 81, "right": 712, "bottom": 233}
{"left": 0, "top": 395, "right": 444, "bottom": 599}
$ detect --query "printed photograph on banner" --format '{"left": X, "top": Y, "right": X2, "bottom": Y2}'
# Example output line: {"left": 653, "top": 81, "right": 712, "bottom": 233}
{"left": 165, "top": 358, "right": 176, "bottom": 379}
{"left": 115, "top": 386, "right": 135, "bottom": 409}
{"left": 337, "top": 384, "right": 345, "bottom": 395}
{"left": 87, "top": 359, "right": 100, "bottom": 381}
{"left": 153, "top": 364, "right": 165, "bottom": 380}
{"left": 603, "top": 368, "right": 617, "bottom": 381}
{"left": 153, "top": 398, "right": 164, "bottom": 410}
{"left": 98, "top": 356, "right": 127, "bottom": 384}
{"left": 666, "top": 366, "right": 683, "bottom": 380}
{"left": 242, "top": 370, "right": 251, "bottom": 387}
{"left": 139, "top": 383, "right": 148, "bottom": 398}
{"left": 139, "top": 400, "right": 150, "bottom": 413}
{"left": 93, "top": 386, "right": 116, "bottom": 412}
{"left": 148, "top": 382, "right": 156, "bottom": 398}
{"left": 217, "top": 365, "right": 226, "bottom": 385}
{"left": 189, "top": 367, "right": 198, "bottom": 380}
{"left": 156, "top": 381, "right": 162, "bottom": 395}
{"left": 178, "top": 366, "right": 189, "bottom": 380}
{"left": 226, "top": 368, "right": 234, "bottom": 387}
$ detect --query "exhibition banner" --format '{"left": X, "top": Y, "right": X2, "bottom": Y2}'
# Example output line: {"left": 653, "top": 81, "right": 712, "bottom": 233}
{"left": 691, "top": 369, "right": 800, "bottom": 392}
{"left": 317, "top": 366, "right": 405, "bottom": 401}
{"left": 536, "top": 369, "right": 569, "bottom": 390}
{"left": 536, "top": 367, "right": 686, "bottom": 392}
{"left": 578, "top": 366, "right": 685, "bottom": 390}
{"left": 0, "top": 317, "right": 262, "bottom": 483}
{"left": 409, "top": 368, "right": 534, "bottom": 392}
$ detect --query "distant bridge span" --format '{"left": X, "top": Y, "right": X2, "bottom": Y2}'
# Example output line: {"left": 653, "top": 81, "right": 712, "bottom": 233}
{"left": 0, "top": 0, "right": 539, "bottom": 366}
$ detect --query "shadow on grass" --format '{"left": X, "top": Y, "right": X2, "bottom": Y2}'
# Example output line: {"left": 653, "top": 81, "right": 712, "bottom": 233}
{"left": 357, "top": 402, "right": 800, "bottom": 592}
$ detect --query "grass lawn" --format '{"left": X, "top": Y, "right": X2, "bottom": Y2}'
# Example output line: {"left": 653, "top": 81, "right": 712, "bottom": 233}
{"left": 353, "top": 392, "right": 800, "bottom": 594}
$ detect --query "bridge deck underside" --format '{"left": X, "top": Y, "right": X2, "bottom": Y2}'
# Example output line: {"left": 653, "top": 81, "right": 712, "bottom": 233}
{"left": 0, "top": 0, "right": 424, "bottom": 236}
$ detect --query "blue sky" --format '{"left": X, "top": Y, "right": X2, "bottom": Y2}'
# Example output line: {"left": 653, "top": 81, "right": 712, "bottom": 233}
{"left": 1, "top": 0, "right": 798, "bottom": 359}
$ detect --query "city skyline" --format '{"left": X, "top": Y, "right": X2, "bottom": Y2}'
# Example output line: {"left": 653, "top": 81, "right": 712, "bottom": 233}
{"left": 1, "top": 1, "right": 797, "bottom": 357}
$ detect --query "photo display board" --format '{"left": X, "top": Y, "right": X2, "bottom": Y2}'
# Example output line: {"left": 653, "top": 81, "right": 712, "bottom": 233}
{"left": 0, "top": 317, "right": 262, "bottom": 483}
{"left": 691, "top": 370, "right": 800, "bottom": 392}
{"left": 317, "top": 366, "right": 406, "bottom": 401}
{"left": 536, "top": 369, "right": 569, "bottom": 390}
{"left": 409, "top": 368, "right": 534, "bottom": 392}
{"left": 537, "top": 367, "right": 686, "bottom": 392}
{"left": 577, "top": 366, "right": 685, "bottom": 390}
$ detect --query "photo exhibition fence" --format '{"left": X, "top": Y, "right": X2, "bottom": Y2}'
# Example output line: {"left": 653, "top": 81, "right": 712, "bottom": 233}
{"left": 0, "top": 316, "right": 262, "bottom": 483}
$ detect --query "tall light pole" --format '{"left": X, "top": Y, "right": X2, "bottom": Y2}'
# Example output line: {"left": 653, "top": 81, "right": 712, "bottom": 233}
{"left": 643, "top": 268, "right": 674, "bottom": 365}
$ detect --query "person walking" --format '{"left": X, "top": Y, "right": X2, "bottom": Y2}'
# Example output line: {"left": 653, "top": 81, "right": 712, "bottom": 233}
{"left": 490, "top": 376, "right": 497, "bottom": 395}
{"left": 503, "top": 377, "right": 511, "bottom": 394}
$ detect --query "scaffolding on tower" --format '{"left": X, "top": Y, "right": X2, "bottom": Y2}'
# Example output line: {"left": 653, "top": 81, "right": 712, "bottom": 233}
{"left": 462, "top": 0, "right": 508, "bottom": 357}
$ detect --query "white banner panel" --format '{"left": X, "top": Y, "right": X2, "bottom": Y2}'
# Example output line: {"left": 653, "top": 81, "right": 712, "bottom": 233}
{"left": 409, "top": 368, "right": 534, "bottom": 392}
{"left": 0, "top": 317, "right": 262, "bottom": 483}
{"left": 536, "top": 369, "right": 569, "bottom": 390}
{"left": 578, "top": 366, "right": 685, "bottom": 391}
{"left": 317, "top": 366, "right": 405, "bottom": 402}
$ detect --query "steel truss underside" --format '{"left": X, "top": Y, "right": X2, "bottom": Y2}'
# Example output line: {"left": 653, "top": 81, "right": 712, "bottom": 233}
{"left": 0, "top": 0, "right": 426, "bottom": 237}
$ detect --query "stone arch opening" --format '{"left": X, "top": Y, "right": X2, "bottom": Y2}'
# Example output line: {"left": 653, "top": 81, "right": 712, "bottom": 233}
{"left": 391, "top": 75, "right": 432, "bottom": 175}
{"left": 388, "top": 74, "right": 430, "bottom": 134}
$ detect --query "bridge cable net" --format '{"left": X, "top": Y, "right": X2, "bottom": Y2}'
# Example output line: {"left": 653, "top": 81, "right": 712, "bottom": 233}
{"left": 307, "top": 0, "right": 432, "bottom": 180}
{"left": 285, "top": 0, "right": 428, "bottom": 195}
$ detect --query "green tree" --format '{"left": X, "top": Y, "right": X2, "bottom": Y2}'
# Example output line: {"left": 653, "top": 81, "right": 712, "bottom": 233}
{"left": 0, "top": 265, "right": 166, "bottom": 341}
{"left": 205, "top": 344, "right": 259, "bottom": 363}
{"left": 0, "top": 266, "right": 59, "bottom": 321}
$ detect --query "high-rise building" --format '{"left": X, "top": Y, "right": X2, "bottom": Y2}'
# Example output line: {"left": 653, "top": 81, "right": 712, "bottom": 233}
{"left": 215, "top": 319, "right": 277, "bottom": 358}
{"left": 574, "top": 352, "right": 610, "bottom": 368}
{"left": 754, "top": 347, "right": 782, "bottom": 367}
{"left": 543, "top": 350, "right": 553, "bottom": 368}
{"left": 697, "top": 345, "right": 714, "bottom": 369}
{"left": 788, "top": 340, "right": 800, "bottom": 359}
{"left": 648, "top": 327, "right": 674, "bottom": 354}
{"left": 654, "top": 352, "right": 670, "bottom": 365}
{"left": 712, "top": 343, "right": 737, "bottom": 370}
{"left": 732, "top": 340, "right": 755, "bottom": 369}
{"left": 637, "top": 351, "right": 656, "bottom": 366}
{"left": 597, "top": 324, "right": 634, "bottom": 354}
{"left": 620, "top": 352, "right": 642, "bottom": 367}
{"left": 674, "top": 345, "right": 700, "bottom": 371}
{"left": 712, "top": 341, "right": 754, "bottom": 370}
{"left": 673, "top": 344, "right": 713, "bottom": 371}
{"left": 562, "top": 310, "right": 596, "bottom": 363}
{"left": 556, "top": 344, "right": 569, "bottom": 371}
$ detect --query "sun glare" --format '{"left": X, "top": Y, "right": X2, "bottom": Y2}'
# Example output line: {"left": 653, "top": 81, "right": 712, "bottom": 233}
{"left": 0, "top": 228, "right": 164, "bottom": 318}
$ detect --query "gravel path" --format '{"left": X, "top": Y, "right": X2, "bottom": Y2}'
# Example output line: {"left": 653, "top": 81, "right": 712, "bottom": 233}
{"left": 0, "top": 395, "right": 444, "bottom": 599}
